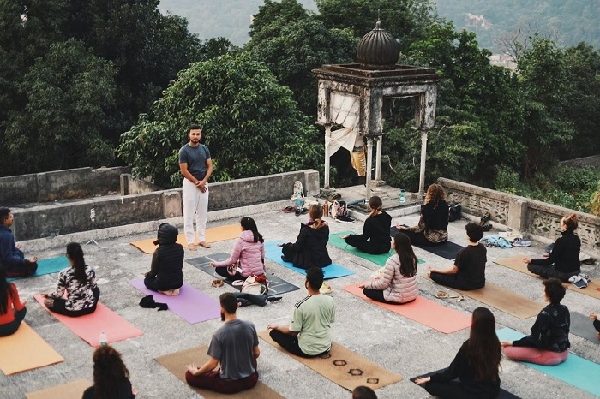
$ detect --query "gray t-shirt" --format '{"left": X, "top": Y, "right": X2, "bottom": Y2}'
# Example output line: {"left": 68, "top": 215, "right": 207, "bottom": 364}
{"left": 207, "top": 319, "right": 258, "bottom": 380}
{"left": 178, "top": 144, "right": 211, "bottom": 181}
{"left": 290, "top": 294, "right": 335, "bottom": 355}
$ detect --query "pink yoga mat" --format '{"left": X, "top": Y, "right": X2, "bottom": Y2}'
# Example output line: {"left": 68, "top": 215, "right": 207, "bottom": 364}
{"left": 34, "top": 295, "right": 143, "bottom": 347}
{"left": 343, "top": 284, "right": 471, "bottom": 334}
{"left": 129, "top": 279, "right": 220, "bottom": 324}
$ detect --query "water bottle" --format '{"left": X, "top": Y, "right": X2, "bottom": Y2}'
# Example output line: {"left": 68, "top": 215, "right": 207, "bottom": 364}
{"left": 399, "top": 189, "right": 406, "bottom": 204}
{"left": 99, "top": 330, "right": 107, "bottom": 346}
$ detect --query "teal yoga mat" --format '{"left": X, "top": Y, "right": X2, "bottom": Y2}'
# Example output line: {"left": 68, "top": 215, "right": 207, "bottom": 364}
{"left": 329, "top": 231, "right": 424, "bottom": 266}
{"left": 7, "top": 256, "right": 69, "bottom": 281}
{"left": 496, "top": 327, "right": 600, "bottom": 397}
{"left": 264, "top": 241, "right": 354, "bottom": 279}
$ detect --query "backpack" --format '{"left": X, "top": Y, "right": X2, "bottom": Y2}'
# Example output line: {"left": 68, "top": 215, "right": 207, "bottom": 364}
{"left": 331, "top": 200, "right": 347, "bottom": 219}
{"left": 448, "top": 202, "right": 462, "bottom": 222}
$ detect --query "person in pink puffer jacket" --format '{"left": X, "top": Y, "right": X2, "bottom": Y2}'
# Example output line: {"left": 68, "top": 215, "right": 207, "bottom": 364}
{"left": 359, "top": 232, "right": 418, "bottom": 304}
{"left": 211, "top": 217, "right": 265, "bottom": 281}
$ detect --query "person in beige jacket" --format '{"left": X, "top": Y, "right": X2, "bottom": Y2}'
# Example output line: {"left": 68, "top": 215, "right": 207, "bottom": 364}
{"left": 359, "top": 232, "right": 418, "bottom": 304}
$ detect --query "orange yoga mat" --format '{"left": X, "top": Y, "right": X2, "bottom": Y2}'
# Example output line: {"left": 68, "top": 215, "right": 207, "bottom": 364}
{"left": 454, "top": 283, "right": 544, "bottom": 319}
{"left": 34, "top": 295, "right": 143, "bottom": 347}
{"left": 495, "top": 256, "right": 600, "bottom": 300}
{"left": 0, "top": 322, "right": 63, "bottom": 375}
{"left": 130, "top": 224, "right": 241, "bottom": 254}
{"left": 26, "top": 379, "right": 91, "bottom": 399}
{"left": 343, "top": 284, "right": 471, "bottom": 334}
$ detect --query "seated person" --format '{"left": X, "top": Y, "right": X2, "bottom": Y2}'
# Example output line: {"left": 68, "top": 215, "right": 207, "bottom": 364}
{"left": 342, "top": 196, "right": 391, "bottom": 255}
{"left": 0, "top": 267, "right": 27, "bottom": 336}
{"left": 279, "top": 204, "right": 332, "bottom": 270}
{"left": 82, "top": 345, "right": 137, "bottom": 399}
{"left": 501, "top": 278, "right": 570, "bottom": 366}
{"left": 211, "top": 217, "right": 265, "bottom": 281}
{"left": 590, "top": 312, "right": 600, "bottom": 340}
{"left": 412, "top": 307, "right": 501, "bottom": 399}
{"left": 0, "top": 207, "right": 38, "bottom": 277}
{"left": 397, "top": 183, "right": 448, "bottom": 247}
{"left": 525, "top": 214, "right": 580, "bottom": 282}
{"left": 43, "top": 242, "right": 99, "bottom": 317}
{"left": 359, "top": 232, "right": 418, "bottom": 304}
{"left": 267, "top": 267, "right": 335, "bottom": 358}
{"left": 186, "top": 292, "right": 260, "bottom": 394}
{"left": 144, "top": 223, "right": 184, "bottom": 295}
{"left": 428, "top": 223, "right": 486, "bottom": 290}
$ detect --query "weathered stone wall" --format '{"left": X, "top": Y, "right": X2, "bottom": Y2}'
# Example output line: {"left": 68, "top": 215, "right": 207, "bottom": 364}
{"left": 11, "top": 170, "right": 319, "bottom": 241}
{"left": 438, "top": 178, "right": 600, "bottom": 254}
{"left": 0, "top": 166, "right": 129, "bottom": 205}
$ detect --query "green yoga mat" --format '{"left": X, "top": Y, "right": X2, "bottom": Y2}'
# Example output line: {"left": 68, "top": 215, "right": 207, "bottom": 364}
{"left": 329, "top": 231, "right": 424, "bottom": 266}
{"left": 7, "top": 256, "right": 69, "bottom": 281}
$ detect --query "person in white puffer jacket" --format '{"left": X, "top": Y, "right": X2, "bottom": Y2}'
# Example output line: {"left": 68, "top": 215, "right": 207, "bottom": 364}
{"left": 211, "top": 217, "right": 265, "bottom": 281}
{"left": 359, "top": 232, "right": 418, "bottom": 304}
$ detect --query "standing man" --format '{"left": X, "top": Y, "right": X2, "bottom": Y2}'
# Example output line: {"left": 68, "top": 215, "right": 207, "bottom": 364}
{"left": 185, "top": 292, "right": 260, "bottom": 394}
{"left": 0, "top": 207, "right": 38, "bottom": 277}
{"left": 179, "top": 125, "right": 213, "bottom": 251}
{"left": 267, "top": 267, "right": 335, "bottom": 357}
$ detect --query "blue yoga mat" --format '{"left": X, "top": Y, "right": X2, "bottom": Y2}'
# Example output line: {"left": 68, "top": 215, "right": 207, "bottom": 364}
{"left": 496, "top": 328, "right": 600, "bottom": 397}
{"left": 264, "top": 240, "right": 355, "bottom": 279}
{"left": 7, "top": 256, "right": 69, "bottom": 281}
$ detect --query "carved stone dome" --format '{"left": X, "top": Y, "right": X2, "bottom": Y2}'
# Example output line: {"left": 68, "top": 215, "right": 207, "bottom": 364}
{"left": 356, "top": 20, "right": 400, "bottom": 69}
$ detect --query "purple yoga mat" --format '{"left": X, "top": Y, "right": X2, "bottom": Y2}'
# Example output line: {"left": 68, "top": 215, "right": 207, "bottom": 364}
{"left": 129, "top": 279, "right": 220, "bottom": 324}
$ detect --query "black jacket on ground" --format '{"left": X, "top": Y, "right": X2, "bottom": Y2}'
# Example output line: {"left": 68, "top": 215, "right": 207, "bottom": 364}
{"left": 146, "top": 224, "right": 184, "bottom": 291}
{"left": 529, "top": 229, "right": 580, "bottom": 274}
{"left": 282, "top": 222, "right": 332, "bottom": 270}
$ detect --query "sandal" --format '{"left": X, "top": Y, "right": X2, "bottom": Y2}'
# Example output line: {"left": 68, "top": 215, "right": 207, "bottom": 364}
{"left": 212, "top": 279, "right": 224, "bottom": 288}
{"left": 282, "top": 206, "right": 295, "bottom": 213}
{"left": 435, "top": 291, "right": 449, "bottom": 299}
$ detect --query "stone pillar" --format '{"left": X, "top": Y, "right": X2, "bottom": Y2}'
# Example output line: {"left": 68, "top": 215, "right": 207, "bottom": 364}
{"left": 418, "top": 130, "right": 428, "bottom": 198}
{"left": 375, "top": 136, "right": 382, "bottom": 180}
{"left": 163, "top": 190, "right": 182, "bottom": 218}
{"left": 508, "top": 199, "right": 528, "bottom": 233}
{"left": 365, "top": 137, "right": 373, "bottom": 199}
{"left": 120, "top": 174, "right": 131, "bottom": 195}
{"left": 324, "top": 126, "right": 331, "bottom": 188}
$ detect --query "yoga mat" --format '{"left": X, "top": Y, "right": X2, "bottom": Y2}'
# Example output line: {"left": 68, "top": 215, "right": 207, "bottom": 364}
{"left": 129, "top": 279, "right": 220, "bottom": 324}
{"left": 414, "top": 369, "right": 520, "bottom": 398}
{"left": 186, "top": 254, "right": 300, "bottom": 296}
{"left": 130, "top": 224, "right": 241, "bottom": 254}
{"left": 495, "top": 256, "right": 600, "bottom": 300}
{"left": 259, "top": 330, "right": 403, "bottom": 392}
{"left": 343, "top": 284, "right": 471, "bottom": 334}
{"left": 7, "top": 256, "right": 69, "bottom": 281}
{"left": 329, "top": 231, "right": 424, "bottom": 266}
{"left": 0, "top": 322, "right": 63, "bottom": 375}
{"left": 264, "top": 241, "right": 355, "bottom": 279}
{"left": 155, "top": 345, "right": 284, "bottom": 399}
{"left": 454, "top": 283, "right": 545, "bottom": 320}
{"left": 569, "top": 312, "right": 600, "bottom": 343}
{"left": 496, "top": 327, "right": 600, "bottom": 397}
{"left": 26, "top": 379, "right": 91, "bottom": 399}
{"left": 390, "top": 227, "right": 462, "bottom": 259}
{"left": 34, "top": 295, "right": 143, "bottom": 347}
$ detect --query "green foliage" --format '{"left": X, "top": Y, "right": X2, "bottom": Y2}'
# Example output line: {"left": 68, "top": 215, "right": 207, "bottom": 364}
{"left": 118, "top": 52, "right": 321, "bottom": 187}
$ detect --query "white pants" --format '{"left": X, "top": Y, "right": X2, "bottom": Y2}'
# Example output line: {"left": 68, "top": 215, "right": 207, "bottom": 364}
{"left": 182, "top": 179, "right": 208, "bottom": 243}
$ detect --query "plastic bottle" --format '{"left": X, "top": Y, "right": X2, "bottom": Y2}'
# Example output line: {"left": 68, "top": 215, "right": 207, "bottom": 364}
{"left": 399, "top": 189, "right": 406, "bottom": 204}
{"left": 99, "top": 330, "right": 107, "bottom": 346}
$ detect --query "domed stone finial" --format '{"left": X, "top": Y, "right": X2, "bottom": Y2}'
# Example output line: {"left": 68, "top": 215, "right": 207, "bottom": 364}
{"left": 356, "top": 19, "right": 400, "bottom": 69}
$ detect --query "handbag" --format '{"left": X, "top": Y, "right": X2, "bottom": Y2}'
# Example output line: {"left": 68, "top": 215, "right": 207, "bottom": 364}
{"left": 241, "top": 276, "right": 267, "bottom": 295}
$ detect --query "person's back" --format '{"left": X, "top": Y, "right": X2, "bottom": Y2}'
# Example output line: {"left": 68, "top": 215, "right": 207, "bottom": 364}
{"left": 456, "top": 243, "right": 487, "bottom": 289}
{"left": 213, "top": 319, "right": 258, "bottom": 379}
{"left": 294, "top": 293, "right": 335, "bottom": 356}
{"left": 422, "top": 200, "right": 449, "bottom": 231}
{"left": 235, "top": 230, "right": 265, "bottom": 277}
{"left": 302, "top": 222, "right": 332, "bottom": 268}
{"left": 551, "top": 230, "right": 580, "bottom": 274}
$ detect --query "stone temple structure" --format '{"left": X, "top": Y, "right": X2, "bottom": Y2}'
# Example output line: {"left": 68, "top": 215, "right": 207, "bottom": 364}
{"left": 312, "top": 20, "right": 442, "bottom": 198}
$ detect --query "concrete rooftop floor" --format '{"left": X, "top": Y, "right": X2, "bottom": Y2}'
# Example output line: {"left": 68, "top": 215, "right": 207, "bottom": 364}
{"left": 1, "top": 196, "right": 599, "bottom": 399}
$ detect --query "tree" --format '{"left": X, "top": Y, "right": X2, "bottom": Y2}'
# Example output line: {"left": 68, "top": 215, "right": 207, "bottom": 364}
{"left": 118, "top": 52, "right": 322, "bottom": 187}
{"left": 4, "top": 39, "right": 117, "bottom": 173}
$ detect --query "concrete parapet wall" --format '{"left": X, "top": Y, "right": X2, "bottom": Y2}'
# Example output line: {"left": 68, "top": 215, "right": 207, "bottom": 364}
{"left": 12, "top": 170, "right": 319, "bottom": 241}
{"left": 438, "top": 178, "right": 600, "bottom": 254}
{"left": 0, "top": 166, "right": 129, "bottom": 205}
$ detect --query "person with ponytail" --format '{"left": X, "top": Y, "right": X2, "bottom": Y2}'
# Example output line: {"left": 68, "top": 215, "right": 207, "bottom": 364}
{"left": 412, "top": 307, "right": 502, "bottom": 399}
{"left": 525, "top": 213, "right": 581, "bottom": 282}
{"left": 280, "top": 204, "right": 332, "bottom": 270}
{"left": 359, "top": 232, "right": 418, "bottom": 304}
{"left": 43, "top": 242, "right": 99, "bottom": 317}
{"left": 0, "top": 267, "right": 27, "bottom": 336}
{"left": 211, "top": 217, "right": 266, "bottom": 281}
{"left": 342, "top": 196, "right": 392, "bottom": 254}
{"left": 82, "top": 345, "right": 136, "bottom": 399}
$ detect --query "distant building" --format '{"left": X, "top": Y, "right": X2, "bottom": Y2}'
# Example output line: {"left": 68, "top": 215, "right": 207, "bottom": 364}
{"left": 465, "top": 13, "right": 492, "bottom": 29}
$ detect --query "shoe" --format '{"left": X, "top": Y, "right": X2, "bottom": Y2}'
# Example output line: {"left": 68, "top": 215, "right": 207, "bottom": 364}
{"left": 198, "top": 241, "right": 211, "bottom": 248}
{"left": 337, "top": 215, "right": 354, "bottom": 222}
{"left": 295, "top": 207, "right": 302, "bottom": 216}
{"left": 512, "top": 239, "right": 531, "bottom": 247}
{"left": 282, "top": 206, "right": 295, "bottom": 213}
{"left": 266, "top": 296, "right": 282, "bottom": 302}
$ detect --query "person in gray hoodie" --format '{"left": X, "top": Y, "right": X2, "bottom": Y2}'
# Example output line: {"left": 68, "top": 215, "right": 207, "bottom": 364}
{"left": 144, "top": 223, "right": 184, "bottom": 296}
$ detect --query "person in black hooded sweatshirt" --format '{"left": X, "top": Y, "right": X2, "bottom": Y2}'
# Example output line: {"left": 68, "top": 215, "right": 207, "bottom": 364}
{"left": 144, "top": 223, "right": 184, "bottom": 296}
{"left": 342, "top": 196, "right": 392, "bottom": 255}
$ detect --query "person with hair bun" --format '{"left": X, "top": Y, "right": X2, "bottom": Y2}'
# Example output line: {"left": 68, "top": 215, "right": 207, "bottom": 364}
{"left": 82, "top": 344, "right": 136, "bottom": 399}
{"left": 342, "top": 196, "right": 392, "bottom": 254}
{"left": 501, "top": 278, "right": 570, "bottom": 365}
{"left": 211, "top": 217, "right": 265, "bottom": 281}
{"left": 43, "top": 242, "right": 99, "bottom": 317}
{"left": 525, "top": 214, "right": 580, "bottom": 282}
{"left": 144, "top": 223, "right": 184, "bottom": 295}
{"left": 397, "top": 183, "right": 448, "bottom": 247}
{"left": 279, "top": 205, "right": 332, "bottom": 270}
